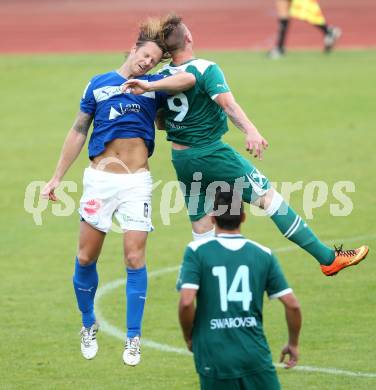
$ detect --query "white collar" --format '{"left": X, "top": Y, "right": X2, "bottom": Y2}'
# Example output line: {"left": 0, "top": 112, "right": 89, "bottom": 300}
{"left": 216, "top": 233, "right": 243, "bottom": 238}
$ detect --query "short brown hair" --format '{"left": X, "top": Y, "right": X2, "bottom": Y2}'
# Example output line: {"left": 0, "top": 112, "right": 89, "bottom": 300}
{"left": 135, "top": 18, "right": 170, "bottom": 60}
{"left": 160, "top": 13, "right": 186, "bottom": 53}
{"left": 213, "top": 187, "right": 244, "bottom": 230}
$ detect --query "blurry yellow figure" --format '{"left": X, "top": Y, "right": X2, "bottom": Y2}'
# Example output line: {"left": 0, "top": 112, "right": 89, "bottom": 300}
{"left": 268, "top": 0, "right": 341, "bottom": 59}
{"left": 290, "top": 0, "right": 325, "bottom": 26}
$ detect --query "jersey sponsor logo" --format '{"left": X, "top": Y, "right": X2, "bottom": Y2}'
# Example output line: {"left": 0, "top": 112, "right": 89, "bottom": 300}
{"left": 109, "top": 103, "right": 141, "bottom": 120}
{"left": 210, "top": 316, "right": 257, "bottom": 330}
{"left": 165, "top": 120, "right": 187, "bottom": 129}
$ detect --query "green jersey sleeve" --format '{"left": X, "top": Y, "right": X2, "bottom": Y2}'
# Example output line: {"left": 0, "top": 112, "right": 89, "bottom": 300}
{"left": 202, "top": 64, "right": 230, "bottom": 99}
{"left": 266, "top": 253, "right": 292, "bottom": 299}
{"left": 176, "top": 246, "right": 201, "bottom": 291}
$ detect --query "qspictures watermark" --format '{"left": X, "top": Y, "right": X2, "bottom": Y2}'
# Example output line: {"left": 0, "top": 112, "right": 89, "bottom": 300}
{"left": 24, "top": 178, "right": 356, "bottom": 230}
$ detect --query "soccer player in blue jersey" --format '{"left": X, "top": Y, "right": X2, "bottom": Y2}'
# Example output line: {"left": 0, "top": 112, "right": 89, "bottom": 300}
{"left": 42, "top": 19, "right": 195, "bottom": 365}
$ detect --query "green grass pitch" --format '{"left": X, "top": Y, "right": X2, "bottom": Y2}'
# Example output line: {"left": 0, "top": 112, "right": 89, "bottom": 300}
{"left": 1, "top": 50, "right": 375, "bottom": 389}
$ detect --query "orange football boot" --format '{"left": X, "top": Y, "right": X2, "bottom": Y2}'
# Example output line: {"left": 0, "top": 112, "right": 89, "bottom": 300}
{"left": 320, "top": 245, "right": 369, "bottom": 276}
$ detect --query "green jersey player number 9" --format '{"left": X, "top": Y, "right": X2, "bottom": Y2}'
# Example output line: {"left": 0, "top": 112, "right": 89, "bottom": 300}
{"left": 167, "top": 93, "right": 189, "bottom": 122}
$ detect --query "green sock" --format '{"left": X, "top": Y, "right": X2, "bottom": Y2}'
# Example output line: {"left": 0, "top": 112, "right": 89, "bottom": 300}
{"left": 266, "top": 195, "right": 335, "bottom": 265}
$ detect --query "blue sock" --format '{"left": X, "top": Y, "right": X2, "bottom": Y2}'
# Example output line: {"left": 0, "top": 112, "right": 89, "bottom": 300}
{"left": 73, "top": 257, "right": 98, "bottom": 328}
{"left": 126, "top": 266, "right": 147, "bottom": 338}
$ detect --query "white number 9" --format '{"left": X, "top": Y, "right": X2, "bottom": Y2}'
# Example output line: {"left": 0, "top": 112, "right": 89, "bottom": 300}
{"left": 167, "top": 92, "right": 189, "bottom": 122}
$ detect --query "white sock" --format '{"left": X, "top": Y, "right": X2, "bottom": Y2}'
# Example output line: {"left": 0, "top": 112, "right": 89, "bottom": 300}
{"left": 192, "top": 228, "right": 215, "bottom": 241}
{"left": 264, "top": 192, "right": 284, "bottom": 216}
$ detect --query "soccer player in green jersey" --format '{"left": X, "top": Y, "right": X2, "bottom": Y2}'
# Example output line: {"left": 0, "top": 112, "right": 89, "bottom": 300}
{"left": 177, "top": 188, "right": 302, "bottom": 390}
{"left": 122, "top": 14, "right": 368, "bottom": 276}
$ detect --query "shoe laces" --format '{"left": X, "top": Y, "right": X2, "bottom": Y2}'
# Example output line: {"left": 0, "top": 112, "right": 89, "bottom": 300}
{"left": 334, "top": 244, "right": 357, "bottom": 257}
{"left": 126, "top": 337, "right": 140, "bottom": 356}
{"left": 80, "top": 326, "right": 96, "bottom": 347}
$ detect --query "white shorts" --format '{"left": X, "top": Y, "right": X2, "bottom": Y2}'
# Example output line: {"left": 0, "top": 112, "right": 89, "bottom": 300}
{"left": 79, "top": 167, "right": 153, "bottom": 233}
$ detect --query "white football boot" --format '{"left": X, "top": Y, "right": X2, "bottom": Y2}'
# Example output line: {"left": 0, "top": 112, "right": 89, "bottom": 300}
{"left": 324, "top": 26, "right": 342, "bottom": 52}
{"left": 123, "top": 336, "right": 141, "bottom": 366}
{"left": 267, "top": 46, "right": 285, "bottom": 60}
{"left": 80, "top": 323, "right": 99, "bottom": 360}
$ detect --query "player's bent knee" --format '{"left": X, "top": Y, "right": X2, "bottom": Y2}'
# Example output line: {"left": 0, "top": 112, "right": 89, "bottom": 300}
{"left": 125, "top": 251, "right": 145, "bottom": 269}
{"left": 76, "top": 253, "right": 97, "bottom": 267}
{"left": 261, "top": 189, "right": 284, "bottom": 216}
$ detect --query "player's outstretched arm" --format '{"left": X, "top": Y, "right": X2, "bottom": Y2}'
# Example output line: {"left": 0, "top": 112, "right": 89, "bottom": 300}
{"left": 41, "top": 111, "right": 93, "bottom": 201}
{"left": 122, "top": 72, "right": 196, "bottom": 95}
{"left": 178, "top": 288, "right": 197, "bottom": 351}
{"left": 279, "top": 292, "right": 302, "bottom": 369}
{"left": 214, "top": 92, "right": 268, "bottom": 160}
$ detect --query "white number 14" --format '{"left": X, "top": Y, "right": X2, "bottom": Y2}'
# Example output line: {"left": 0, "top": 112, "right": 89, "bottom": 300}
{"left": 212, "top": 266, "right": 253, "bottom": 312}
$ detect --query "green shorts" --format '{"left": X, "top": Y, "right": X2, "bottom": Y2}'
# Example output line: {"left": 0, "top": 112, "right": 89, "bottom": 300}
{"left": 171, "top": 141, "right": 270, "bottom": 221}
{"left": 199, "top": 366, "right": 280, "bottom": 390}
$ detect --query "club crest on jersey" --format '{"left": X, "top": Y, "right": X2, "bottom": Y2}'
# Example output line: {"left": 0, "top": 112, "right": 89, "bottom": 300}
{"left": 109, "top": 103, "right": 141, "bottom": 120}
{"left": 245, "top": 169, "right": 268, "bottom": 196}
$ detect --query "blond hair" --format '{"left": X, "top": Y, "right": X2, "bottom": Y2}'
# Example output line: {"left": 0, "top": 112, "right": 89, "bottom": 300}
{"left": 135, "top": 17, "right": 170, "bottom": 60}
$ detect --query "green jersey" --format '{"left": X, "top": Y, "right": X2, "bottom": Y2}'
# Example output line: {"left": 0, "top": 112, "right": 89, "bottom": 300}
{"left": 159, "top": 59, "right": 230, "bottom": 147}
{"left": 177, "top": 234, "right": 291, "bottom": 379}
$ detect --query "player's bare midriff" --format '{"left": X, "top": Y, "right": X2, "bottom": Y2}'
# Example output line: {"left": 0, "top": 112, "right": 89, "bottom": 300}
{"left": 172, "top": 142, "right": 191, "bottom": 150}
{"left": 91, "top": 138, "right": 149, "bottom": 173}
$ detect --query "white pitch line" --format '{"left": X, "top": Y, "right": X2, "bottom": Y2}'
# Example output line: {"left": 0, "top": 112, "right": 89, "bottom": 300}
{"left": 95, "top": 233, "right": 375, "bottom": 378}
{"left": 274, "top": 363, "right": 376, "bottom": 378}
{"left": 96, "top": 266, "right": 188, "bottom": 355}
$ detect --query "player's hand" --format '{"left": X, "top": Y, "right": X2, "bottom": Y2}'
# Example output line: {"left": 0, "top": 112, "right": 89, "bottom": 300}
{"left": 121, "top": 79, "right": 151, "bottom": 95}
{"left": 245, "top": 131, "right": 268, "bottom": 160}
{"left": 41, "top": 178, "right": 60, "bottom": 201}
{"left": 280, "top": 344, "right": 299, "bottom": 369}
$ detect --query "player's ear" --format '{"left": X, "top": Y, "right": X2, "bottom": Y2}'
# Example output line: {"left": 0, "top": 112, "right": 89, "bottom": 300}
{"left": 210, "top": 215, "right": 216, "bottom": 226}
{"left": 185, "top": 32, "right": 193, "bottom": 44}
{"left": 240, "top": 211, "right": 246, "bottom": 224}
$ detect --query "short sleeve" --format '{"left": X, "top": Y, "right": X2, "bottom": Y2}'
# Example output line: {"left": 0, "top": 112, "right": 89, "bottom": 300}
{"left": 176, "top": 246, "right": 201, "bottom": 291}
{"left": 203, "top": 64, "right": 230, "bottom": 99}
{"left": 80, "top": 80, "right": 96, "bottom": 115}
{"left": 266, "top": 253, "right": 292, "bottom": 299}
